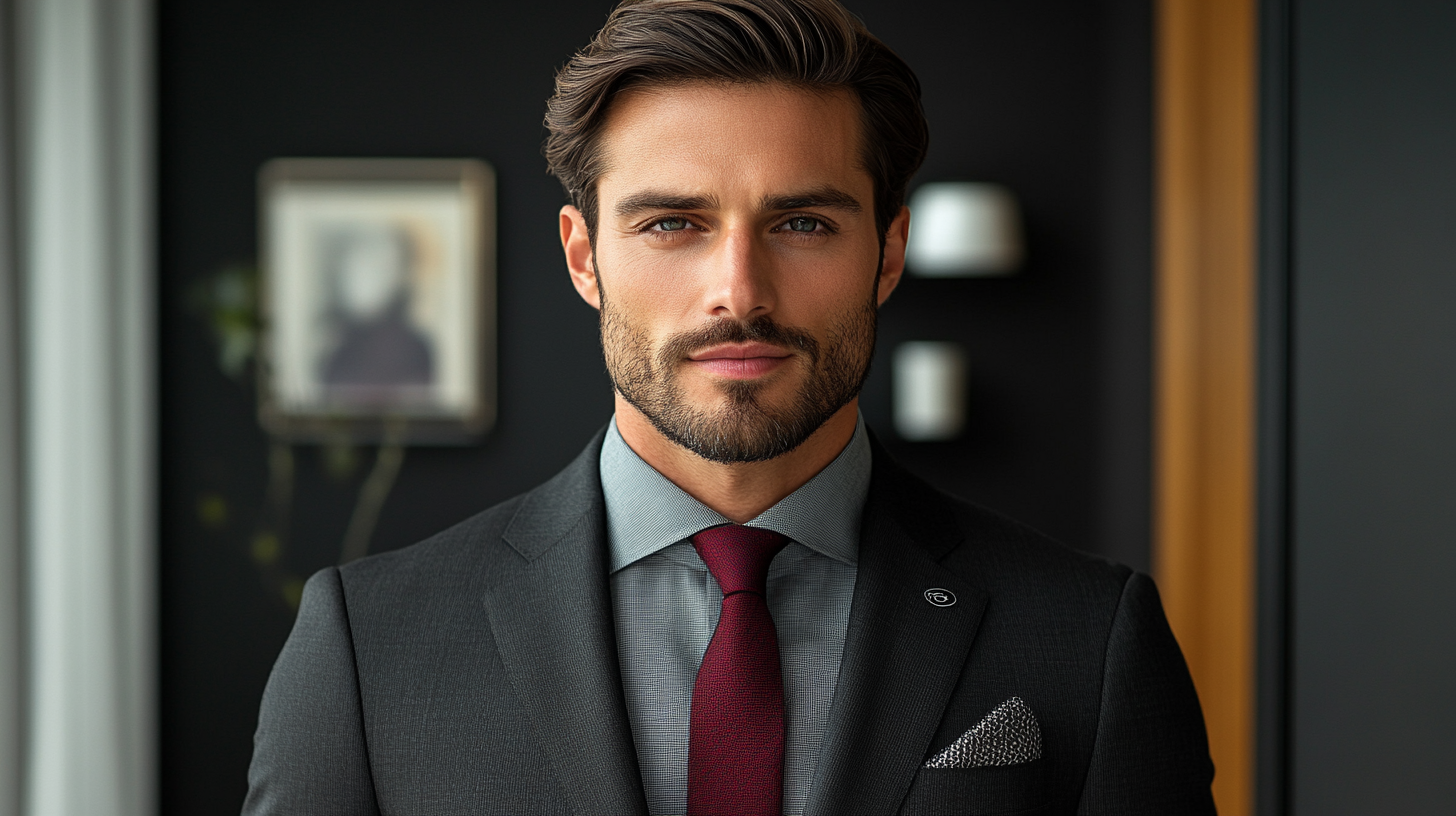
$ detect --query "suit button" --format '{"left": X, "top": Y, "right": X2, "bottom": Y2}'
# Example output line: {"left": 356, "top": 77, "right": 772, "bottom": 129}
{"left": 924, "top": 588, "right": 956, "bottom": 607}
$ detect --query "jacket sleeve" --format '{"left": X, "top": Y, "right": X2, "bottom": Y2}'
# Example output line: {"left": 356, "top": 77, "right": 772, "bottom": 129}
{"left": 1076, "top": 572, "right": 1217, "bottom": 816}
{"left": 243, "top": 567, "right": 382, "bottom": 816}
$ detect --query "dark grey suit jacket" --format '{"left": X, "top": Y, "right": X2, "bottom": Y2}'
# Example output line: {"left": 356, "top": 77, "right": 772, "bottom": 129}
{"left": 244, "top": 430, "right": 1216, "bottom": 815}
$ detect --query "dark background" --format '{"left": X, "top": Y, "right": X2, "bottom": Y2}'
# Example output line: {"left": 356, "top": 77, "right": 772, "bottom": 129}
{"left": 156, "top": 1, "right": 1153, "bottom": 812}
{"left": 1284, "top": 0, "right": 1456, "bottom": 811}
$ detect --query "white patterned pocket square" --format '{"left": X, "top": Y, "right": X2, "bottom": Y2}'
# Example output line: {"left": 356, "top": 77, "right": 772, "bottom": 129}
{"left": 923, "top": 697, "right": 1042, "bottom": 769}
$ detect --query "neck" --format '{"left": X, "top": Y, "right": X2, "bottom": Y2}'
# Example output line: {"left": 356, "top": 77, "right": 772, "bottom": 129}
{"left": 613, "top": 396, "right": 860, "bottom": 524}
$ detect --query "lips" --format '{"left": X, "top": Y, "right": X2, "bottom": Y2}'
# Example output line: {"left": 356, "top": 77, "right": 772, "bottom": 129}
{"left": 686, "top": 342, "right": 792, "bottom": 379}
{"left": 688, "top": 342, "right": 789, "bottom": 362}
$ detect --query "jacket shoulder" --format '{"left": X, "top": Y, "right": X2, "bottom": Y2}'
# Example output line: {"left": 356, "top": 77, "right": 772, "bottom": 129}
{"left": 942, "top": 488, "right": 1133, "bottom": 589}
{"left": 338, "top": 494, "right": 524, "bottom": 592}
{"left": 333, "top": 425, "right": 609, "bottom": 610}
{"left": 868, "top": 432, "right": 1131, "bottom": 594}
{"left": 874, "top": 446, "right": 1133, "bottom": 599}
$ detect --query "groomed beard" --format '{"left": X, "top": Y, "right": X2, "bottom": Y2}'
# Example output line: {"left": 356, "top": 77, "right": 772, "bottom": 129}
{"left": 599, "top": 282, "right": 877, "bottom": 464}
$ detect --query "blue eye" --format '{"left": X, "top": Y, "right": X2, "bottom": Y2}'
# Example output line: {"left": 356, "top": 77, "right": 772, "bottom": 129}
{"left": 786, "top": 216, "right": 820, "bottom": 232}
{"left": 656, "top": 217, "right": 690, "bottom": 232}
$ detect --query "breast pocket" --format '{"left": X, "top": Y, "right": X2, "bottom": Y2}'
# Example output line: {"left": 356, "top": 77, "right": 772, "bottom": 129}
{"left": 898, "top": 761, "right": 1048, "bottom": 816}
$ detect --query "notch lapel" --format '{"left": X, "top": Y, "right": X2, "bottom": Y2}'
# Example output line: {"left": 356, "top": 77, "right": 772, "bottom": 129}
{"left": 803, "top": 450, "right": 989, "bottom": 816}
{"left": 483, "top": 434, "right": 649, "bottom": 815}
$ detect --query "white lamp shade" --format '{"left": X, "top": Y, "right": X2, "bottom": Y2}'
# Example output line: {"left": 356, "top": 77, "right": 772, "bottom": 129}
{"left": 905, "top": 182, "right": 1023, "bottom": 276}
{"left": 893, "top": 341, "right": 967, "bottom": 441}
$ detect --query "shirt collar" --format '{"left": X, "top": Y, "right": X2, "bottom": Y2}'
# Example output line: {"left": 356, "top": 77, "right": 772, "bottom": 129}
{"left": 600, "top": 414, "right": 871, "bottom": 573}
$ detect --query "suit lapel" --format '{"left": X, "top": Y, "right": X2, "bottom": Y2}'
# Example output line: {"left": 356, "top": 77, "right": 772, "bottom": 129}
{"left": 804, "top": 445, "right": 989, "bottom": 816}
{"left": 482, "top": 433, "right": 649, "bottom": 815}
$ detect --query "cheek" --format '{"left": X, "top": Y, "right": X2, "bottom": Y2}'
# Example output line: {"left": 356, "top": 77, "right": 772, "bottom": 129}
{"left": 783, "top": 228, "right": 881, "bottom": 289}
{"left": 779, "top": 256, "right": 878, "bottom": 321}
{"left": 597, "top": 244, "right": 706, "bottom": 325}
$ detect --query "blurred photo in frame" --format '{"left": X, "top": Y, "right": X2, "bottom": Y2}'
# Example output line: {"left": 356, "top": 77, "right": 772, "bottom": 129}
{"left": 258, "top": 158, "right": 495, "bottom": 444}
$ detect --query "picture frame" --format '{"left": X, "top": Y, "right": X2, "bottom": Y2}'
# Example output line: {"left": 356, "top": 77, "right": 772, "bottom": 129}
{"left": 258, "top": 158, "right": 496, "bottom": 444}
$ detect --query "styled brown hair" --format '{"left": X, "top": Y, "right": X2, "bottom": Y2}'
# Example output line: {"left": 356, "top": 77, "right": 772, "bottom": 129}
{"left": 543, "top": 0, "right": 928, "bottom": 241}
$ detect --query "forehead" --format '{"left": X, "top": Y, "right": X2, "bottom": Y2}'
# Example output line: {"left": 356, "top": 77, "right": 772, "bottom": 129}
{"left": 594, "top": 82, "right": 869, "bottom": 202}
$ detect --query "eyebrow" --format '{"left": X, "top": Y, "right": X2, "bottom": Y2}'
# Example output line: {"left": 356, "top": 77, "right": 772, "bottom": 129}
{"left": 613, "top": 192, "right": 720, "bottom": 219}
{"left": 759, "top": 187, "right": 863, "bottom": 214}
{"left": 610, "top": 186, "right": 865, "bottom": 219}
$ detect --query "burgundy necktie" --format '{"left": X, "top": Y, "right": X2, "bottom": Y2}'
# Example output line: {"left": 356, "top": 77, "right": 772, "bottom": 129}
{"left": 687, "top": 524, "right": 789, "bottom": 816}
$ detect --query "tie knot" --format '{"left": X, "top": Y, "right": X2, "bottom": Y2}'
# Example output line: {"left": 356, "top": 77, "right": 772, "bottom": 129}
{"left": 691, "top": 525, "right": 789, "bottom": 596}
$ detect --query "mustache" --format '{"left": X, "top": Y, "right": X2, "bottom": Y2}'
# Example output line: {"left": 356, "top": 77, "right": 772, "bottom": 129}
{"left": 657, "top": 316, "right": 821, "bottom": 368}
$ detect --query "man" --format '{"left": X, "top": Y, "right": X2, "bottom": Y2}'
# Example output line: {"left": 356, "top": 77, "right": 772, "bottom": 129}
{"left": 244, "top": 0, "right": 1216, "bottom": 813}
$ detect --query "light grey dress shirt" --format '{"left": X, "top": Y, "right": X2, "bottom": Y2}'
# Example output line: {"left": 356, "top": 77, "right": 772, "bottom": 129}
{"left": 601, "top": 416, "right": 870, "bottom": 816}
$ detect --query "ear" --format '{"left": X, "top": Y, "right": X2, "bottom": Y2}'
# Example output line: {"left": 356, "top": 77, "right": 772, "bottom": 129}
{"left": 560, "top": 205, "right": 600, "bottom": 310}
{"left": 877, "top": 205, "right": 911, "bottom": 305}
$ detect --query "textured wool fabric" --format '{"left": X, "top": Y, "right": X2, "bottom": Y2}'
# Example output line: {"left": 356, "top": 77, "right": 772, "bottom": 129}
{"left": 687, "top": 525, "right": 790, "bottom": 815}
{"left": 243, "top": 427, "right": 1217, "bottom": 816}
{"left": 601, "top": 418, "right": 866, "bottom": 816}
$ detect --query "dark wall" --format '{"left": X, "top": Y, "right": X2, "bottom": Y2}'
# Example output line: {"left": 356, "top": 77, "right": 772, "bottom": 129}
{"left": 1287, "top": 1, "right": 1456, "bottom": 811}
{"left": 156, "top": 1, "right": 1152, "bottom": 812}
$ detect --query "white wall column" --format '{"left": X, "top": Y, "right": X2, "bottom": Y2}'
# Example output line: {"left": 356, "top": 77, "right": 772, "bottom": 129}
{"left": 11, "top": 0, "right": 155, "bottom": 813}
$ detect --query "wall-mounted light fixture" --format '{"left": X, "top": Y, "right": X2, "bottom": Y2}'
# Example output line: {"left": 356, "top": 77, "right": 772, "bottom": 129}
{"left": 893, "top": 341, "right": 967, "bottom": 441}
{"left": 905, "top": 182, "right": 1024, "bottom": 276}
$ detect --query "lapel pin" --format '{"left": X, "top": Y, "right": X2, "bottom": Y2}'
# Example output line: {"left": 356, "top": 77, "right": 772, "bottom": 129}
{"left": 924, "top": 588, "right": 956, "bottom": 607}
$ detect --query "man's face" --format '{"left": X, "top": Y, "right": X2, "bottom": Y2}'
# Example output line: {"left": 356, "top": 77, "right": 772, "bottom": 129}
{"left": 564, "top": 82, "right": 906, "bottom": 463}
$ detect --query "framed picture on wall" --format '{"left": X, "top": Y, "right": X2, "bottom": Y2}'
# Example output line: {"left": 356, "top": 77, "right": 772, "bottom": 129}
{"left": 258, "top": 158, "right": 496, "bottom": 444}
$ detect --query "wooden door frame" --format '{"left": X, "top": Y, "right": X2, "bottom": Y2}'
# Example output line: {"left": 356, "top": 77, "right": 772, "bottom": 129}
{"left": 1153, "top": 0, "right": 1267, "bottom": 813}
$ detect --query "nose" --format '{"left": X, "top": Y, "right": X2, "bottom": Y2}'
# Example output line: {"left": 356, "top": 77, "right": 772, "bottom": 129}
{"left": 702, "top": 222, "right": 775, "bottom": 321}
